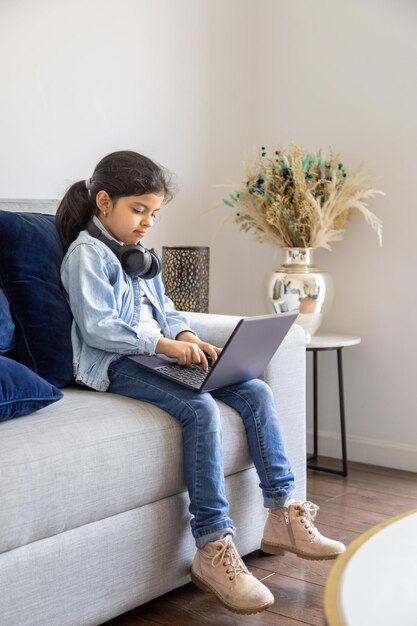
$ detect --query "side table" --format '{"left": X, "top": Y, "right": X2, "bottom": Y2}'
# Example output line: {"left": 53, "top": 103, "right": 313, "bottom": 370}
{"left": 306, "top": 334, "right": 361, "bottom": 477}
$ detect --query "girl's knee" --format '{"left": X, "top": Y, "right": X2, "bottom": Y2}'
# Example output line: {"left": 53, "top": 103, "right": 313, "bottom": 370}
{"left": 184, "top": 394, "right": 222, "bottom": 432}
{"left": 241, "top": 378, "right": 274, "bottom": 400}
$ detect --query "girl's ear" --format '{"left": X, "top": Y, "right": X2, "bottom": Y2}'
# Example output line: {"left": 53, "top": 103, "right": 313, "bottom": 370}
{"left": 96, "top": 190, "right": 113, "bottom": 214}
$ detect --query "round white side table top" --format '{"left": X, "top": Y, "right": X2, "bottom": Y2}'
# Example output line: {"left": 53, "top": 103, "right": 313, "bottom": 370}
{"left": 325, "top": 508, "right": 417, "bottom": 626}
{"left": 306, "top": 334, "right": 361, "bottom": 349}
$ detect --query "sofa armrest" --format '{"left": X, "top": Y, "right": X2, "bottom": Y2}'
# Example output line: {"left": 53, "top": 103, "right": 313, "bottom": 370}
{"left": 263, "top": 322, "right": 306, "bottom": 500}
{"left": 186, "top": 312, "right": 307, "bottom": 500}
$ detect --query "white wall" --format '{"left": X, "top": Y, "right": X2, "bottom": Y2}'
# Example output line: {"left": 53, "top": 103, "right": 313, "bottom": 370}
{"left": 1, "top": 0, "right": 416, "bottom": 471}
{"left": 0, "top": 0, "right": 211, "bottom": 247}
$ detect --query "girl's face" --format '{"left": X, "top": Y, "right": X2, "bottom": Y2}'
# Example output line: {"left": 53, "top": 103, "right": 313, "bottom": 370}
{"left": 96, "top": 192, "right": 163, "bottom": 245}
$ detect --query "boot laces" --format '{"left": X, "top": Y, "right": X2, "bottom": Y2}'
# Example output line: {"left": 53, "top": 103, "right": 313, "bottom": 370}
{"left": 211, "top": 536, "right": 249, "bottom": 584}
{"left": 296, "top": 501, "right": 319, "bottom": 532}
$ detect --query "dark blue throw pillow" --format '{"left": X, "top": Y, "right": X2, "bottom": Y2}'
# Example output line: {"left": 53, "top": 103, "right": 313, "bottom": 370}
{"left": 0, "top": 288, "right": 15, "bottom": 354}
{"left": 0, "top": 211, "right": 73, "bottom": 387}
{"left": 0, "top": 355, "right": 63, "bottom": 420}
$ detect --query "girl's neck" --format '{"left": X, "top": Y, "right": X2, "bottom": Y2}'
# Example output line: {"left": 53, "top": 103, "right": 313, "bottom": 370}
{"left": 92, "top": 215, "right": 123, "bottom": 245}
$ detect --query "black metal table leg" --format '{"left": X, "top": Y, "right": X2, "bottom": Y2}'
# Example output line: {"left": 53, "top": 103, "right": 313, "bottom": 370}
{"left": 337, "top": 348, "right": 348, "bottom": 477}
{"left": 307, "top": 346, "right": 348, "bottom": 477}
{"left": 313, "top": 349, "right": 318, "bottom": 457}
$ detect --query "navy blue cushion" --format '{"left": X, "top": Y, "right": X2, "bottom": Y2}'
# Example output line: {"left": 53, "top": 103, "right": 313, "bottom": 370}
{"left": 0, "top": 288, "right": 15, "bottom": 354}
{"left": 0, "top": 211, "right": 73, "bottom": 387}
{"left": 0, "top": 355, "right": 63, "bottom": 421}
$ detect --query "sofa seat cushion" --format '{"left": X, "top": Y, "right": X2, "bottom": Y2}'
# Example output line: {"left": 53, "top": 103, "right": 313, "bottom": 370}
{"left": 0, "top": 388, "right": 254, "bottom": 553}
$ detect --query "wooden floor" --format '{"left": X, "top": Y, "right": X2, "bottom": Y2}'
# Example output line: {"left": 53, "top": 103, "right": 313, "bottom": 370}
{"left": 102, "top": 459, "right": 417, "bottom": 626}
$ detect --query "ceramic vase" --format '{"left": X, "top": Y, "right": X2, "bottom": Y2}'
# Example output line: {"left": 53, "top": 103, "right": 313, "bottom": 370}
{"left": 265, "top": 248, "right": 333, "bottom": 343}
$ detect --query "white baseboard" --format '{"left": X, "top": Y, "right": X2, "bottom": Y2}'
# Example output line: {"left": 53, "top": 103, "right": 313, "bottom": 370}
{"left": 307, "top": 430, "right": 417, "bottom": 473}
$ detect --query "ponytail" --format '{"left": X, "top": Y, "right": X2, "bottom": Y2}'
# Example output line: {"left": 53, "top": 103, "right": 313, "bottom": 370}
{"left": 55, "top": 180, "right": 95, "bottom": 250}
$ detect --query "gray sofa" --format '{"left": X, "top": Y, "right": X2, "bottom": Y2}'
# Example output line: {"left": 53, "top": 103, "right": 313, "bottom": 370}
{"left": 0, "top": 312, "right": 306, "bottom": 626}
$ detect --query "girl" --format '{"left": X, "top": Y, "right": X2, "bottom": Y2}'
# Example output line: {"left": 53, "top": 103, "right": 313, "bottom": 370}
{"left": 56, "top": 150, "right": 345, "bottom": 616}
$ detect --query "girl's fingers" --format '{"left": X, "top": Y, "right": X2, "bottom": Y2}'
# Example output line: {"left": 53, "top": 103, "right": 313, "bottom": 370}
{"left": 190, "top": 346, "right": 207, "bottom": 370}
{"left": 178, "top": 353, "right": 187, "bottom": 366}
{"left": 201, "top": 343, "right": 222, "bottom": 365}
{"left": 176, "top": 342, "right": 219, "bottom": 370}
{"left": 205, "top": 345, "right": 218, "bottom": 365}
{"left": 198, "top": 348, "right": 209, "bottom": 371}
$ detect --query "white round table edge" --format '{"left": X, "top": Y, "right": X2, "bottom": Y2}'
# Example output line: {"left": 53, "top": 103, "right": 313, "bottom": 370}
{"left": 306, "top": 333, "right": 361, "bottom": 349}
{"left": 324, "top": 507, "right": 417, "bottom": 626}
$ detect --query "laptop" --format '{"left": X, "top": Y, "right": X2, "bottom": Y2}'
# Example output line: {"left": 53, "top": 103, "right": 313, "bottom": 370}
{"left": 128, "top": 312, "right": 298, "bottom": 392}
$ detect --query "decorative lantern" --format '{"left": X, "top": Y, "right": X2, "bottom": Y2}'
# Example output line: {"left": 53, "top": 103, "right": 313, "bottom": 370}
{"left": 162, "top": 246, "right": 210, "bottom": 313}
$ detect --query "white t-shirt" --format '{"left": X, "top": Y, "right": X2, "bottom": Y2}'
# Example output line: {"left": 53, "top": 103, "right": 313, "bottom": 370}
{"left": 139, "top": 289, "right": 163, "bottom": 335}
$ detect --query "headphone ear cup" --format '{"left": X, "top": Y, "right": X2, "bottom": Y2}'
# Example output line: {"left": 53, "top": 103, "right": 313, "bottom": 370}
{"left": 140, "top": 249, "right": 162, "bottom": 280}
{"left": 119, "top": 245, "right": 162, "bottom": 279}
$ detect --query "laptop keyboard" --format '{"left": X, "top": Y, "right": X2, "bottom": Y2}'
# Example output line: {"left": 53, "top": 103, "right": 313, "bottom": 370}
{"left": 158, "top": 361, "right": 213, "bottom": 387}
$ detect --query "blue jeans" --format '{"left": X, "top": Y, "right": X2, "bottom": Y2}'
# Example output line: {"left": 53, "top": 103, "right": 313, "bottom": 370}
{"left": 107, "top": 357, "right": 295, "bottom": 547}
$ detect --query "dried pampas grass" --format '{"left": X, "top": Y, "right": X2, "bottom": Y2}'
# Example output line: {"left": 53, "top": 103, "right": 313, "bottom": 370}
{"left": 224, "top": 144, "right": 384, "bottom": 249}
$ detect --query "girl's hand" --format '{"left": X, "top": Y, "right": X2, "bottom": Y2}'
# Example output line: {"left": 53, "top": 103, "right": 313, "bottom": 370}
{"left": 175, "top": 331, "right": 222, "bottom": 367}
{"left": 156, "top": 333, "right": 222, "bottom": 370}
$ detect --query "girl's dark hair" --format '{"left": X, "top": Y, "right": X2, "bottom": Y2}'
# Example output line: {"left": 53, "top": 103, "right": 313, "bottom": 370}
{"left": 55, "top": 150, "right": 176, "bottom": 250}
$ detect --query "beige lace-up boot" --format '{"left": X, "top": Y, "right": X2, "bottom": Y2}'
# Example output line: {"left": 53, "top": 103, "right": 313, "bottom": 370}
{"left": 191, "top": 535, "right": 274, "bottom": 614}
{"left": 261, "top": 501, "right": 346, "bottom": 560}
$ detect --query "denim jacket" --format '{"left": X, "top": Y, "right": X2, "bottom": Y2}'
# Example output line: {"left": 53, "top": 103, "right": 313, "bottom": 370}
{"left": 60, "top": 228, "right": 193, "bottom": 391}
